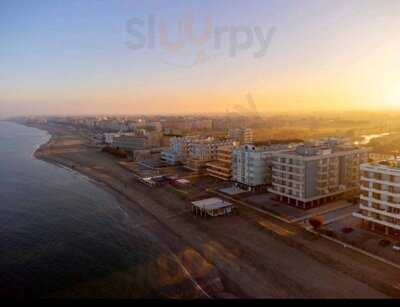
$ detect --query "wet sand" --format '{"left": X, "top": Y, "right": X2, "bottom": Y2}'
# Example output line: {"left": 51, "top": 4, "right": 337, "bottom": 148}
{"left": 25, "top": 122, "right": 400, "bottom": 298}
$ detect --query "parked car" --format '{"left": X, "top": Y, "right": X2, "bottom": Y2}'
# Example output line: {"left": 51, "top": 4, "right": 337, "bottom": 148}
{"left": 393, "top": 243, "right": 400, "bottom": 251}
{"left": 379, "top": 239, "right": 391, "bottom": 247}
{"left": 342, "top": 226, "right": 354, "bottom": 234}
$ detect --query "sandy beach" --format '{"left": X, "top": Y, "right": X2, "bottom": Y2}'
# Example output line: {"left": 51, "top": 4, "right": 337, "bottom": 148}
{"left": 25, "top": 122, "right": 400, "bottom": 298}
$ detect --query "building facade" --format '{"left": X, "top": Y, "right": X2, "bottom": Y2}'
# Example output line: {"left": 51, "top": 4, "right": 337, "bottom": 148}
{"left": 353, "top": 161, "right": 400, "bottom": 237}
{"left": 185, "top": 138, "right": 232, "bottom": 172}
{"left": 228, "top": 128, "right": 254, "bottom": 144}
{"left": 232, "top": 144, "right": 291, "bottom": 191}
{"left": 206, "top": 145, "right": 234, "bottom": 181}
{"left": 161, "top": 136, "right": 196, "bottom": 165}
{"left": 161, "top": 135, "right": 232, "bottom": 172}
{"left": 269, "top": 140, "right": 369, "bottom": 209}
{"left": 112, "top": 134, "right": 148, "bottom": 152}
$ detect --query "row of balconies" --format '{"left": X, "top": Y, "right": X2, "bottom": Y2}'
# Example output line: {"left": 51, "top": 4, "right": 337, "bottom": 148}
{"left": 270, "top": 186, "right": 303, "bottom": 198}
{"left": 353, "top": 212, "right": 400, "bottom": 230}
{"left": 359, "top": 204, "right": 400, "bottom": 220}
{"left": 272, "top": 158, "right": 305, "bottom": 166}
{"left": 360, "top": 195, "right": 400, "bottom": 209}
{"left": 361, "top": 176, "right": 400, "bottom": 188}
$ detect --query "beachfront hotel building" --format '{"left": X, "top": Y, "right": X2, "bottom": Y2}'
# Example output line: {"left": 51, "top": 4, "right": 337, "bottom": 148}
{"left": 353, "top": 160, "right": 400, "bottom": 237}
{"left": 111, "top": 131, "right": 162, "bottom": 161}
{"left": 206, "top": 145, "right": 235, "bottom": 181}
{"left": 161, "top": 136, "right": 232, "bottom": 172}
{"left": 112, "top": 134, "right": 148, "bottom": 151}
{"left": 268, "top": 139, "right": 369, "bottom": 209}
{"left": 185, "top": 138, "right": 232, "bottom": 172}
{"left": 232, "top": 143, "right": 294, "bottom": 191}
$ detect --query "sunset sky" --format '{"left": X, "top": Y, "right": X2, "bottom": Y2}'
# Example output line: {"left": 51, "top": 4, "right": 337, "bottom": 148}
{"left": 1, "top": 0, "right": 400, "bottom": 116}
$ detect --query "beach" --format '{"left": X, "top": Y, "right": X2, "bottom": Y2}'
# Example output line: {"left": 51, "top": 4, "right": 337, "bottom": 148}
{"left": 25, "top": 122, "right": 400, "bottom": 298}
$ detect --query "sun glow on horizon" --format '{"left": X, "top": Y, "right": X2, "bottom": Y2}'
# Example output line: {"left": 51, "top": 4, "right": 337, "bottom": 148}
{"left": 2, "top": 0, "right": 400, "bottom": 116}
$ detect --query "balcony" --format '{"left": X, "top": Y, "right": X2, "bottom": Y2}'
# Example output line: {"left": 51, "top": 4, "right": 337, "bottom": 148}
{"left": 361, "top": 176, "right": 400, "bottom": 188}
{"left": 353, "top": 212, "right": 400, "bottom": 230}
{"left": 360, "top": 195, "right": 400, "bottom": 209}
{"left": 359, "top": 204, "right": 400, "bottom": 219}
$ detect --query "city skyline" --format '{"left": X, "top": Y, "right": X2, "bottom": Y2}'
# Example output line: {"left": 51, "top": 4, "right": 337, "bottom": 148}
{"left": 2, "top": 0, "right": 400, "bottom": 117}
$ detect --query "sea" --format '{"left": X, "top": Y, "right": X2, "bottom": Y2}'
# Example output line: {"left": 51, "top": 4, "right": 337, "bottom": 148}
{"left": 0, "top": 121, "right": 193, "bottom": 298}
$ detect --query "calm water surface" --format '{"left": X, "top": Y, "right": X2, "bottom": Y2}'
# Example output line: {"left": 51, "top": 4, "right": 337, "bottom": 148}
{"left": 0, "top": 121, "right": 177, "bottom": 298}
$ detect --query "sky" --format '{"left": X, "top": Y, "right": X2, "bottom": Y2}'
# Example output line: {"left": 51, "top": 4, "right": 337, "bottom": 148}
{"left": 1, "top": 0, "right": 400, "bottom": 117}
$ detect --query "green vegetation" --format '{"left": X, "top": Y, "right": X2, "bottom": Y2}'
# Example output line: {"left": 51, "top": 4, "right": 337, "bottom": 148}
{"left": 368, "top": 133, "right": 400, "bottom": 154}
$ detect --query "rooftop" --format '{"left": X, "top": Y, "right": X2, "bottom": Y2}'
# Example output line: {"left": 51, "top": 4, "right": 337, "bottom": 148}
{"left": 252, "top": 139, "right": 303, "bottom": 146}
{"left": 368, "top": 160, "right": 400, "bottom": 169}
{"left": 192, "top": 197, "right": 234, "bottom": 210}
{"left": 279, "top": 142, "right": 366, "bottom": 157}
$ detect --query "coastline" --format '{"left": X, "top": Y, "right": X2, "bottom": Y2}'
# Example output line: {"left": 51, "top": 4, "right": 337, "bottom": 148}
{"left": 14, "top": 121, "right": 400, "bottom": 298}
{"left": 22, "top": 122, "right": 223, "bottom": 298}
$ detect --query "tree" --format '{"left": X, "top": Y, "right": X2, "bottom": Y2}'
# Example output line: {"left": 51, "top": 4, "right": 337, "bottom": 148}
{"left": 309, "top": 216, "right": 324, "bottom": 230}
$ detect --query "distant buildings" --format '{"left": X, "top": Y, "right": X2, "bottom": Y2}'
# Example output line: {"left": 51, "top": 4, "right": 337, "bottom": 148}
{"left": 96, "top": 119, "right": 129, "bottom": 132}
{"left": 269, "top": 139, "right": 368, "bottom": 209}
{"left": 112, "top": 131, "right": 162, "bottom": 157}
{"left": 368, "top": 152, "right": 397, "bottom": 162}
{"left": 161, "top": 136, "right": 233, "bottom": 172}
{"left": 162, "top": 118, "right": 213, "bottom": 134}
{"left": 232, "top": 143, "right": 293, "bottom": 191}
{"left": 354, "top": 160, "right": 400, "bottom": 237}
{"left": 161, "top": 136, "right": 196, "bottom": 165}
{"left": 228, "top": 128, "right": 254, "bottom": 144}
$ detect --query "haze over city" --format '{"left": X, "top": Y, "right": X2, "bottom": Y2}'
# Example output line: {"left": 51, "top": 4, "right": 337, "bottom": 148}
{"left": 2, "top": 0, "right": 400, "bottom": 117}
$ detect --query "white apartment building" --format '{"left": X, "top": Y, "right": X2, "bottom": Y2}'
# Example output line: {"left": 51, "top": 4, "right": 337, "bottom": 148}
{"left": 232, "top": 143, "right": 292, "bottom": 191}
{"left": 269, "top": 140, "right": 369, "bottom": 209}
{"left": 185, "top": 138, "right": 232, "bottom": 172}
{"left": 353, "top": 160, "right": 400, "bottom": 237}
{"left": 103, "top": 132, "right": 122, "bottom": 145}
{"left": 161, "top": 136, "right": 232, "bottom": 172}
{"left": 161, "top": 136, "right": 197, "bottom": 165}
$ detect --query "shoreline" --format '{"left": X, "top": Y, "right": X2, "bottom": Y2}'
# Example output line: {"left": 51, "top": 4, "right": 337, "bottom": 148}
{"left": 13, "top": 121, "right": 400, "bottom": 298}
{"left": 22, "top": 122, "right": 123, "bottom": 193}
{"left": 22, "top": 122, "right": 223, "bottom": 298}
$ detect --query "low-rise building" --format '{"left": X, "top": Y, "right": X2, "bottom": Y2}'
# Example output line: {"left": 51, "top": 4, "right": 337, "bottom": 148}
{"left": 269, "top": 139, "right": 369, "bottom": 209}
{"left": 191, "top": 197, "right": 236, "bottom": 217}
{"left": 353, "top": 160, "right": 400, "bottom": 237}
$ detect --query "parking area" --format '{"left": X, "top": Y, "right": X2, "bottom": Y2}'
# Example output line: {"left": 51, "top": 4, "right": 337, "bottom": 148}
{"left": 241, "top": 192, "right": 354, "bottom": 223}
{"left": 324, "top": 215, "right": 400, "bottom": 265}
